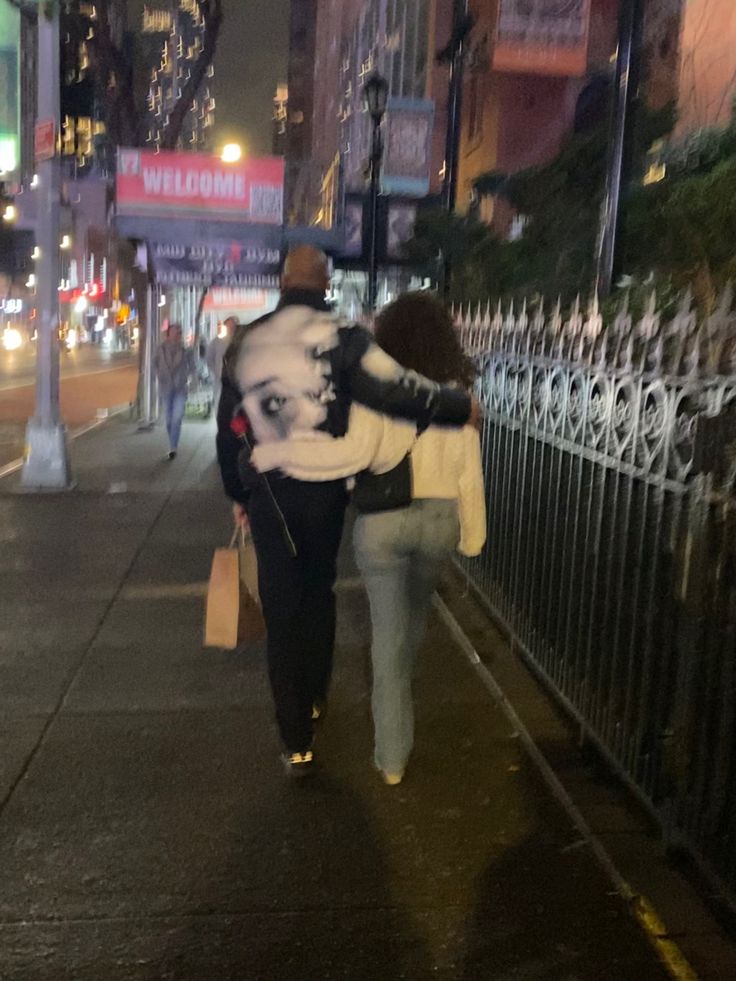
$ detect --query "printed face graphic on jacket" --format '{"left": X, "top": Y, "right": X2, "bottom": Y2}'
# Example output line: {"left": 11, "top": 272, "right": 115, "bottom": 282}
{"left": 236, "top": 308, "right": 340, "bottom": 442}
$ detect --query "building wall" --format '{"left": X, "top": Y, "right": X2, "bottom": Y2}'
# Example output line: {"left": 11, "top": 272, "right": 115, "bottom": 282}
{"left": 288, "top": 0, "right": 453, "bottom": 225}
{"left": 456, "top": 0, "right": 498, "bottom": 214}
{"left": 641, "top": 0, "right": 684, "bottom": 111}
{"left": 286, "top": 0, "right": 318, "bottom": 163}
{"left": 457, "top": 0, "right": 618, "bottom": 221}
{"left": 146, "top": 0, "right": 215, "bottom": 151}
{"left": 333, "top": 0, "right": 452, "bottom": 194}
{"left": 312, "top": 0, "right": 361, "bottom": 178}
{"left": 427, "top": 0, "right": 453, "bottom": 194}
{"left": 677, "top": 0, "right": 736, "bottom": 133}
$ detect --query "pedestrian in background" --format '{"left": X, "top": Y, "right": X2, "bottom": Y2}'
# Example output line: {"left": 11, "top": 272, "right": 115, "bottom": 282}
{"left": 251, "top": 291, "right": 486, "bottom": 786}
{"left": 154, "top": 322, "right": 195, "bottom": 460}
{"left": 207, "top": 315, "right": 237, "bottom": 410}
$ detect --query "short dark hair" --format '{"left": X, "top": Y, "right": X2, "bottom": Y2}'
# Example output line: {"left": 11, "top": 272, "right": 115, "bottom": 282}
{"left": 374, "top": 291, "right": 475, "bottom": 390}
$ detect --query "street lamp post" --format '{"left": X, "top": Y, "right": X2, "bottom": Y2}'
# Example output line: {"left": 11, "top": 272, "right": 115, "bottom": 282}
{"left": 363, "top": 72, "right": 388, "bottom": 313}
{"left": 21, "top": 2, "right": 72, "bottom": 489}
{"left": 595, "top": 0, "right": 646, "bottom": 296}
{"left": 441, "top": 0, "right": 471, "bottom": 214}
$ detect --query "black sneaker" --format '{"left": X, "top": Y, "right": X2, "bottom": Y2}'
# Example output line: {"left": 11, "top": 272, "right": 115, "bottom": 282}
{"left": 281, "top": 749, "right": 314, "bottom": 777}
{"left": 167, "top": 450, "right": 177, "bottom": 460}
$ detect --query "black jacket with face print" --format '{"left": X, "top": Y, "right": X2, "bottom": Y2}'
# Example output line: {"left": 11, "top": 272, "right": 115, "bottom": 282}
{"left": 215, "top": 289, "right": 471, "bottom": 506}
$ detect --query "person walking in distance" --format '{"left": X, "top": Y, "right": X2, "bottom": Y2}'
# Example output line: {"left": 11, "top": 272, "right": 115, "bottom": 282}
{"left": 206, "top": 316, "right": 237, "bottom": 410}
{"left": 251, "top": 292, "right": 487, "bottom": 786}
{"left": 216, "top": 247, "right": 481, "bottom": 776}
{"left": 154, "top": 322, "right": 195, "bottom": 460}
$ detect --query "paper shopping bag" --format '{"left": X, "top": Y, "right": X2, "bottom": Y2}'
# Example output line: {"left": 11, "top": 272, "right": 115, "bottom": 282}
{"left": 204, "top": 532, "right": 265, "bottom": 650}
{"left": 239, "top": 531, "right": 260, "bottom": 606}
{"left": 204, "top": 545, "right": 240, "bottom": 649}
{"left": 237, "top": 533, "right": 266, "bottom": 648}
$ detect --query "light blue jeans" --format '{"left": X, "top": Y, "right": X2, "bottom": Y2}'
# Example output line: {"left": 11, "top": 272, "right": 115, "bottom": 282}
{"left": 353, "top": 499, "right": 460, "bottom": 775}
{"left": 162, "top": 389, "right": 187, "bottom": 451}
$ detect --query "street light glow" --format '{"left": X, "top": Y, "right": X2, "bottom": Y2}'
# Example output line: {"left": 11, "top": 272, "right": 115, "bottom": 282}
{"left": 2, "top": 328, "right": 23, "bottom": 352}
{"left": 2, "top": 204, "right": 17, "bottom": 223}
{"left": 221, "top": 143, "right": 242, "bottom": 163}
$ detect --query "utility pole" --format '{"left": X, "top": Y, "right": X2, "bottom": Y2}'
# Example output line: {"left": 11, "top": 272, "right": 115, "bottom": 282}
{"left": 595, "top": 0, "right": 646, "bottom": 296}
{"left": 441, "top": 0, "right": 472, "bottom": 213}
{"left": 438, "top": 0, "right": 473, "bottom": 296}
{"left": 21, "top": 1, "right": 72, "bottom": 489}
{"left": 363, "top": 72, "right": 388, "bottom": 313}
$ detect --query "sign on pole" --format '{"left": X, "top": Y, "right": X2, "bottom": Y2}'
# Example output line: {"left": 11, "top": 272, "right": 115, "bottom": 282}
{"left": 34, "top": 119, "right": 55, "bottom": 162}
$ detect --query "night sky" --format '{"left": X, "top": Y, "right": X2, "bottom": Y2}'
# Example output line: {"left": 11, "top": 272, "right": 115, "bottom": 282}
{"left": 213, "top": 0, "right": 291, "bottom": 157}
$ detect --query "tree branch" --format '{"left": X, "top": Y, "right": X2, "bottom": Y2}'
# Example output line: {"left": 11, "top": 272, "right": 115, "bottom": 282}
{"left": 160, "top": 0, "right": 223, "bottom": 150}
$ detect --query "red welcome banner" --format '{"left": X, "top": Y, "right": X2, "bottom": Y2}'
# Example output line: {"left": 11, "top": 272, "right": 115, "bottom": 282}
{"left": 116, "top": 149, "right": 284, "bottom": 223}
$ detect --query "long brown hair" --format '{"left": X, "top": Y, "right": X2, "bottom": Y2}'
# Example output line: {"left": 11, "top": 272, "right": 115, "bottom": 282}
{"left": 374, "top": 291, "right": 475, "bottom": 390}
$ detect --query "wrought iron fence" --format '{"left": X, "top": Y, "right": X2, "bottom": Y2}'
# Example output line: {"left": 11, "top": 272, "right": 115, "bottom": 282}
{"left": 456, "top": 291, "right": 736, "bottom": 898}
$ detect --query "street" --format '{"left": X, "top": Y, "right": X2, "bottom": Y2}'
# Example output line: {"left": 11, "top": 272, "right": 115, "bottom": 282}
{"left": 0, "top": 344, "right": 138, "bottom": 469}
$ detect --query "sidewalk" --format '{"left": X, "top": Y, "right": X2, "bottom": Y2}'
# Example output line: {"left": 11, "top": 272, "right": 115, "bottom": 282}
{"left": 0, "top": 416, "right": 672, "bottom": 981}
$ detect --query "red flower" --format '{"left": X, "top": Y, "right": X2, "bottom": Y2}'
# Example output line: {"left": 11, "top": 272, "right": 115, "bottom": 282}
{"left": 230, "top": 412, "right": 250, "bottom": 438}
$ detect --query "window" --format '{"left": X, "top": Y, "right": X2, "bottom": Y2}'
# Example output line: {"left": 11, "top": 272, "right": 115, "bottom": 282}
{"left": 467, "top": 74, "right": 483, "bottom": 141}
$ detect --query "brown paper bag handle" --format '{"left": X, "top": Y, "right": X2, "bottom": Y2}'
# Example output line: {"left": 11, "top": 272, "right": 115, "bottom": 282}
{"left": 230, "top": 527, "right": 251, "bottom": 550}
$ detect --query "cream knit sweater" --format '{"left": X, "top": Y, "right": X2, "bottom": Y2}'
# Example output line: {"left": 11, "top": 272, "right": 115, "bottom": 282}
{"left": 251, "top": 403, "right": 487, "bottom": 557}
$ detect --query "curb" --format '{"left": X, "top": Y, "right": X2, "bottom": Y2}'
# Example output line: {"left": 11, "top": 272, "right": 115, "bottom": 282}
{"left": 433, "top": 592, "right": 700, "bottom": 981}
{"left": 0, "top": 402, "right": 134, "bottom": 483}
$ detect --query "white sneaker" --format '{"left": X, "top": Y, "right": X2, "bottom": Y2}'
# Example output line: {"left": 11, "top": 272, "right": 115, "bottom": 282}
{"left": 380, "top": 769, "right": 404, "bottom": 786}
{"left": 281, "top": 750, "right": 314, "bottom": 777}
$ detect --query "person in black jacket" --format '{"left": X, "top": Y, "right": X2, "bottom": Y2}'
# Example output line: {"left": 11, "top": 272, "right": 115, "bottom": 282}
{"left": 216, "top": 245, "right": 478, "bottom": 775}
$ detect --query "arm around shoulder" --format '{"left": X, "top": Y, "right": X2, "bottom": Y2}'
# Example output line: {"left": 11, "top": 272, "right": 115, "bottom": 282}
{"left": 251, "top": 403, "right": 392, "bottom": 480}
{"left": 343, "top": 326, "right": 471, "bottom": 429}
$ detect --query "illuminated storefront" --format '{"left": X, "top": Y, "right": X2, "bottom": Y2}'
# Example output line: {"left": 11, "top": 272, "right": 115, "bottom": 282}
{"left": 0, "top": 2, "right": 20, "bottom": 176}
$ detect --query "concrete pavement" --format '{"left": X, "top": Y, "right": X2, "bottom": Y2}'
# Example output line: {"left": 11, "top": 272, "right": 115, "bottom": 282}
{"left": 0, "top": 415, "right": 675, "bottom": 980}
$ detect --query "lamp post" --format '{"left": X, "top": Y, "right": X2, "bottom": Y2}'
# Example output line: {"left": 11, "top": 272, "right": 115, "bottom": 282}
{"left": 21, "top": 1, "right": 72, "bottom": 489}
{"left": 595, "top": 0, "right": 645, "bottom": 296}
{"left": 441, "top": 0, "right": 471, "bottom": 214}
{"left": 363, "top": 72, "right": 388, "bottom": 312}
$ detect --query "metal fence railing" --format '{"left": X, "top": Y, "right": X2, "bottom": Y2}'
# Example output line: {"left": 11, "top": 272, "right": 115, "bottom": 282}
{"left": 456, "top": 291, "right": 736, "bottom": 900}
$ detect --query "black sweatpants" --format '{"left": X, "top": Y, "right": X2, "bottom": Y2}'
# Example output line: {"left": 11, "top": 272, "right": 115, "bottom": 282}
{"left": 248, "top": 476, "right": 349, "bottom": 753}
